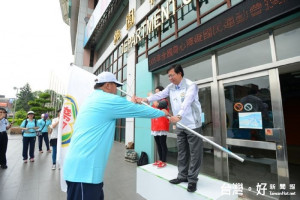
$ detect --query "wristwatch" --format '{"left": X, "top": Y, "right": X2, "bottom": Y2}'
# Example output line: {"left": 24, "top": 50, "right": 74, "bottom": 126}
{"left": 176, "top": 115, "right": 182, "bottom": 120}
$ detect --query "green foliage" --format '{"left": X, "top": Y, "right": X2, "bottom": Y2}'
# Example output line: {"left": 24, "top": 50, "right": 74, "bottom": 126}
{"left": 28, "top": 101, "right": 40, "bottom": 107}
{"left": 32, "top": 91, "right": 42, "bottom": 98}
{"left": 13, "top": 84, "right": 61, "bottom": 122}
{"left": 15, "top": 109, "right": 27, "bottom": 119}
{"left": 15, "top": 83, "right": 35, "bottom": 112}
{"left": 30, "top": 106, "right": 47, "bottom": 114}
{"left": 10, "top": 118, "right": 24, "bottom": 126}
{"left": 8, "top": 118, "right": 24, "bottom": 126}
{"left": 28, "top": 92, "right": 54, "bottom": 117}
{"left": 40, "top": 93, "right": 51, "bottom": 99}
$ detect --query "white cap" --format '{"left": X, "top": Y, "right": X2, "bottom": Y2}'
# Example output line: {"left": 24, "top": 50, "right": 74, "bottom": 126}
{"left": 95, "top": 72, "right": 123, "bottom": 87}
{"left": 27, "top": 111, "right": 35, "bottom": 115}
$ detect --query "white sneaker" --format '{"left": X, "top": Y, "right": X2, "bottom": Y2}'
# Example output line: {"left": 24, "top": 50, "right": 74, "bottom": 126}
{"left": 52, "top": 165, "right": 56, "bottom": 170}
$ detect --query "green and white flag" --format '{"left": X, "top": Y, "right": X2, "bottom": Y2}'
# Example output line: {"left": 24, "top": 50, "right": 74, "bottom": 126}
{"left": 57, "top": 65, "right": 96, "bottom": 192}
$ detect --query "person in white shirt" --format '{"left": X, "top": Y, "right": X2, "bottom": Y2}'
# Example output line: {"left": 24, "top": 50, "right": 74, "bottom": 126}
{"left": 136, "top": 64, "right": 203, "bottom": 193}
{"left": 49, "top": 109, "right": 61, "bottom": 170}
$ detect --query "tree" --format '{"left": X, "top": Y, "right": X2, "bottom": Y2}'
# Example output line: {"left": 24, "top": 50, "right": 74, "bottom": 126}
{"left": 15, "top": 83, "right": 35, "bottom": 112}
{"left": 15, "top": 109, "right": 27, "bottom": 119}
{"left": 28, "top": 92, "right": 54, "bottom": 117}
{"left": 33, "top": 91, "right": 42, "bottom": 98}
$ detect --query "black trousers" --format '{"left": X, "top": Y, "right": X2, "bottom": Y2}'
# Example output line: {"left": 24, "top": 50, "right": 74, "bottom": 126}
{"left": 0, "top": 131, "right": 8, "bottom": 166}
{"left": 154, "top": 135, "right": 167, "bottom": 162}
{"left": 38, "top": 132, "right": 50, "bottom": 151}
{"left": 67, "top": 181, "right": 104, "bottom": 200}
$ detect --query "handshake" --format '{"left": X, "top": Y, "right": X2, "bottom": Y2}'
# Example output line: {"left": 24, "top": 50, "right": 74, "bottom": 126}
{"left": 131, "top": 95, "right": 148, "bottom": 104}
{"left": 130, "top": 95, "right": 181, "bottom": 123}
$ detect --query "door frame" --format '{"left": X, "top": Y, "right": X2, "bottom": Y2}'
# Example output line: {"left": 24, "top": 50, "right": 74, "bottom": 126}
{"left": 218, "top": 68, "right": 290, "bottom": 186}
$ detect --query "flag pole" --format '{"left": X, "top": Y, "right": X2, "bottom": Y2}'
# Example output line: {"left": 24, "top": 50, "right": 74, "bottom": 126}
{"left": 117, "top": 88, "right": 244, "bottom": 163}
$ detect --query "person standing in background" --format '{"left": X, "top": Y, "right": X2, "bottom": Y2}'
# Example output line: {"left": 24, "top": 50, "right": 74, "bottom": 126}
{"left": 0, "top": 108, "right": 11, "bottom": 169}
{"left": 151, "top": 86, "right": 170, "bottom": 168}
{"left": 38, "top": 113, "right": 51, "bottom": 153}
{"left": 50, "top": 109, "right": 61, "bottom": 170}
{"left": 20, "top": 111, "right": 39, "bottom": 163}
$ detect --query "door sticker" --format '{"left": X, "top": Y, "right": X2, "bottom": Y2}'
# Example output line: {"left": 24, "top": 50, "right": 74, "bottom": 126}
{"left": 234, "top": 102, "right": 243, "bottom": 112}
{"left": 265, "top": 128, "right": 273, "bottom": 136}
{"left": 239, "top": 112, "right": 263, "bottom": 129}
{"left": 244, "top": 103, "right": 253, "bottom": 111}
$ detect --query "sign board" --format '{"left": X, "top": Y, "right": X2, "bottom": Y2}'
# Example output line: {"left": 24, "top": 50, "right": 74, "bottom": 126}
{"left": 0, "top": 102, "right": 8, "bottom": 107}
{"left": 148, "top": 0, "right": 300, "bottom": 71}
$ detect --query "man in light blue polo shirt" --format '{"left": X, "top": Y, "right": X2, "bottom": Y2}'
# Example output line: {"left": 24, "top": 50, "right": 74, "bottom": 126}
{"left": 37, "top": 113, "right": 51, "bottom": 153}
{"left": 64, "top": 72, "right": 168, "bottom": 200}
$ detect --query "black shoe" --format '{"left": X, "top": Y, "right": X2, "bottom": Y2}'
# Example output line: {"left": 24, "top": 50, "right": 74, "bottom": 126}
{"left": 187, "top": 182, "right": 197, "bottom": 192}
{"left": 169, "top": 178, "right": 188, "bottom": 184}
{"left": 1, "top": 165, "right": 8, "bottom": 169}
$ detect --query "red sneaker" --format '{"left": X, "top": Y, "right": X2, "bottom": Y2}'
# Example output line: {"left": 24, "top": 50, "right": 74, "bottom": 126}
{"left": 157, "top": 161, "right": 166, "bottom": 168}
{"left": 152, "top": 161, "right": 160, "bottom": 166}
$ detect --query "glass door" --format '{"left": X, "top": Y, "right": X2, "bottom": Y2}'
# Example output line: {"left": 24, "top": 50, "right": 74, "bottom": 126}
{"left": 198, "top": 83, "right": 215, "bottom": 178}
{"left": 219, "top": 69, "right": 289, "bottom": 198}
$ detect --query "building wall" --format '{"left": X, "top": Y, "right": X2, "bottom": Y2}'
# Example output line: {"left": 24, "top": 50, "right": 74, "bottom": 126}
{"left": 135, "top": 58, "right": 155, "bottom": 162}
{"left": 71, "top": 2, "right": 300, "bottom": 194}
{"left": 73, "top": 0, "right": 93, "bottom": 73}
{"left": 95, "top": 5, "right": 129, "bottom": 63}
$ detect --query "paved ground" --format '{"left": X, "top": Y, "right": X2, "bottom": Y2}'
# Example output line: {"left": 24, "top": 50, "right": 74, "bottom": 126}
{"left": 0, "top": 134, "right": 145, "bottom": 200}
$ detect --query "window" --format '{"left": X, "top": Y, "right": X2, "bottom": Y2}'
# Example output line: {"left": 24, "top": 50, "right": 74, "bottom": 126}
{"left": 274, "top": 21, "right": 300, "bottom": 61}
{"left": 137, "top": 0, "right": 236, "bottom": 63}
{"left": 182, "top": 55, "right": 212, "bottom": 80}
{"left": 217, "top": 34, "right": 272, "bottom": 75}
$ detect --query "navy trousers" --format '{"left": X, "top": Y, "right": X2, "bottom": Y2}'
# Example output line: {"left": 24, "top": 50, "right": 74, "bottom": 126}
{"left": 22, "top": 137, "right": 36, "bottom": 160}
{"left": 38, "top": 132, "right": 50, "bottom": 151}
{"left": 66, "top": 181, "right": 104, "bottom": 200}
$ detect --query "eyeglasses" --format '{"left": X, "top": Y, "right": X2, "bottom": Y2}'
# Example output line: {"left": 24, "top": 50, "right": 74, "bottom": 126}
{"left": 168, "top": 73, "right": 176, "bottom": 78}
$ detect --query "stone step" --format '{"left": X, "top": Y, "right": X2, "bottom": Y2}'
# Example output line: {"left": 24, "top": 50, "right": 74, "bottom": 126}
{"left": 137, "top": 163, "right": 238, "bottom": 200}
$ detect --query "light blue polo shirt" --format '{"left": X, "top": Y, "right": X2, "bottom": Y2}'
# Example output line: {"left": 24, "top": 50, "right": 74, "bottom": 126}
{"left": 20, "top": 119, "right": 37, "bottom": 137}
{"left": 63, "top": 89, "right": 165, "bottom": 184}
{"left": 37, "top": 119, "right": 51, "bottom": 132}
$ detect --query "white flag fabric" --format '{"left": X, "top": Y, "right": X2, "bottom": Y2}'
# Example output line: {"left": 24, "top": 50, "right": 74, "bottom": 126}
{"left": 57, "top": 65, "right": 96, "bottom": 192}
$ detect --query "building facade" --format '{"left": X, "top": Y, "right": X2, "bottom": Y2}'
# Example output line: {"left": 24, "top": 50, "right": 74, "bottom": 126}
{"left": 62, "top": 0, "right": 300, "bottom": 198}
{"left": 0, "top": 98, "right": 15, "bottom": 118}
